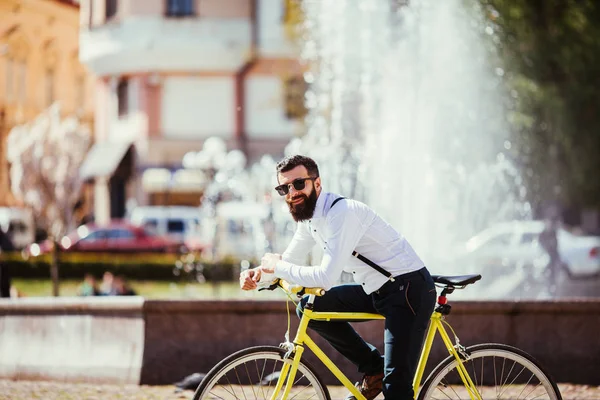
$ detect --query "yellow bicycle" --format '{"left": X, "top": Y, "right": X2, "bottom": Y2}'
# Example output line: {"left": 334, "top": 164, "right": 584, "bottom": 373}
{"left": 193, "top": 274, "right": 562, "bottom": 400}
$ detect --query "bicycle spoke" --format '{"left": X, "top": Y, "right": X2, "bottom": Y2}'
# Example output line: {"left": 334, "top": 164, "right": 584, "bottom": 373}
{"left": 222, "top": 374, "right": 238, "bottom": 398}
{"left": 478, "top": 355, "right": 483, "bottom": 398}
{"left": 494, "top": 356, "right": 498, "bottom": 399}
{"left": 419, "top": 346, "right": 560, "bottom": 400}
{"left": 495, "top": 356, "right": 540, "bottom": 400}
{"left": 289, "top": 374, "right": 318, "bottom": 400}
{"left": 522, "top": 383, "right": 544, "bottom": 400}
{"left": 195, "top": 347, "right": 328, "bottom": 400}
{"left": 497, "top": 357, "right": 516, "bottom": 397}
{"left": 289, "top": 385, "right": 319, "bottom": 400}
{"left": 435, "top": 378, "right": 461, "bottom": 399}
{"left": 499, "top": 356, "right": 507, "bottom": 395}
{"left": 498, "top": 361, "right": 526, "bottom": 398}
{"left": 517, "top": 370, "right": 539, "bottom": 399}
{"left": 243, "top": 362, "right": 257, "bottom": 399}
{"left": 254, "top": 358, "right": 268, "bottom": 399}
{"left": 215, "top": 380, "right": 237, "bottom": 399}
{"left": 530, "top": 387, "right": 553, "bottom": 400}
{"left": 267, "top": 358, "right": 278, "bottom": 394}
{"left": 232, "top": 367, "right": 247, "bottom": 400}
{"left": 468, "top": 354, "right": 481, "bottom": 397}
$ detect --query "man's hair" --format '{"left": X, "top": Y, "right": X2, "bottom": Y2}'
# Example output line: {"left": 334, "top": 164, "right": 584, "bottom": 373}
{"left": 276, "top": 155, "right": 320, "bottom": 177}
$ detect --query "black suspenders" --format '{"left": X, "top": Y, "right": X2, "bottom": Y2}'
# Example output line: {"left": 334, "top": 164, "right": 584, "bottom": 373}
{"left": 330, "top": 197, "right": 345, "bottom": 208}
{"left": 330, "top": 197, "right": 395, "bottom": 282}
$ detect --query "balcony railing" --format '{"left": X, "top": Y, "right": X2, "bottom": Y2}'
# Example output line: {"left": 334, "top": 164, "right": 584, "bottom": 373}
{"left": 80, "top": 16, "right": 252, "bottom": 75}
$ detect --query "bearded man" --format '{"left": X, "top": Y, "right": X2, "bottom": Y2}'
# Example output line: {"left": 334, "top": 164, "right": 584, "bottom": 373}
{"left": 240, "top": 155, "right": 436, "bottom": 400}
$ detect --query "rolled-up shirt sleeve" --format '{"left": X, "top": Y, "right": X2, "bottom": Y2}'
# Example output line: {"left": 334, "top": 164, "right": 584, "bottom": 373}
{"left": 275, "top": 203, "right": 364, "bottom": 290}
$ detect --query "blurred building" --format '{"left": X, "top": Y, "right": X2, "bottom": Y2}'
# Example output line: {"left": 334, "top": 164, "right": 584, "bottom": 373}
{"left": 78, "top": 0, "right": 306, "bottom": 221}
{"left": 0, "top": 0, "right": 95, "bottom": 207}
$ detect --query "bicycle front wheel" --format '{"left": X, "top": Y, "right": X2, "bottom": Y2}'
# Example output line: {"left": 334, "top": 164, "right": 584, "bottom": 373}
{"left": 418, "top": 343, "right": 562, "bottom": 400}
{"left": 193, "top": 345, "right": 331, "bottom": 400}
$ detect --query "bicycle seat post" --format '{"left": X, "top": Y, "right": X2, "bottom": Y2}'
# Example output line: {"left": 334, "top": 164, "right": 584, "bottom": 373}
{"left": 435, "top": 286, "right": 454, "bottom": 315}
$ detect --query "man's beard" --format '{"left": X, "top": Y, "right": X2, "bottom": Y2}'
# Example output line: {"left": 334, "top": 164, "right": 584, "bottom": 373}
{"left": 287, "top": 188, "right": 318, "bottom": 222}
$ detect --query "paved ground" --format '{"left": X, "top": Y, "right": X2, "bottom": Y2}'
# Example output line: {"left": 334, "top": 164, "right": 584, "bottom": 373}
{"left": 0, "top": 380, "right": 599, "bottom": 399}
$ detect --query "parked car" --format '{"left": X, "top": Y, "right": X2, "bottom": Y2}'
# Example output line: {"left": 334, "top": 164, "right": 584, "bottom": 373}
{"left": 27, "top": 221, "right": 189, "bottom": 256}
{"left": 128, "top": 206, "right": 203, "bottom": 242}
{"left": 453, "top": 220, "right": 600, "bottom": 279}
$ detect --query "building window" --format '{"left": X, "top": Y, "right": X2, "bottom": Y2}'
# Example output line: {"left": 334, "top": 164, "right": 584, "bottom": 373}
{"left": 284, "top": 76, "right": 308, "bottom": 120}
{"left": 88, "top": 0, "right": 94, "bottom": 27}
{"left": 166, "top": 0, "right": 194, "bottom": 17}
{"left": 4, "top": 29, "right": 30, "bottom": 105}
{"left": 105, "top": 0, "right": 117, "bottom": 20}
{"left": 117, "top": 78, "right": 129, "bottom": 116}
{"left": 76, "top": 75, "right": 86, "bottom": 112}
{"left": 17, "top": 61, "right": 26, "bottom": 103}
{"left": 45, "top": 68, "right": 55, "bottom": 107}
{"left": 5, "top": 58, "right": 14, "bottom": 102}
{"left": 6, "top": 59, "right": 27, "bottom": 104}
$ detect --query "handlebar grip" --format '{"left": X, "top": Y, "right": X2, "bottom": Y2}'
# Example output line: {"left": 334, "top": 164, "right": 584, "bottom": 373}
{"left": 303, "top": 287, "right": 327, "bottom": 296}
{"left": 278, "top": 279, "right": 326, "bottom": 296}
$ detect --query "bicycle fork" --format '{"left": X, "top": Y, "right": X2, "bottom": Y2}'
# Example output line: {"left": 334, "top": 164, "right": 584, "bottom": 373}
{"left": 269, "top": 344, "right": 304, "bottom": 400}
{"left": 271, "top": 338, "right": 368, "bottom": 400}
{"left": 270, "top": 310, "right": 368, "bottom": 400}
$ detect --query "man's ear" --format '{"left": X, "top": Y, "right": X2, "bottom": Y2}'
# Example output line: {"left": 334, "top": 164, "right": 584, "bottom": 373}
{"left": 315, "top": 177, "right": 322, "bottom": 191}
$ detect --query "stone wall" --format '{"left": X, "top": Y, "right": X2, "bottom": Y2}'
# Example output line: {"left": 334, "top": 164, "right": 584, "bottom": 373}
{"left": 0, "top": 296, "right": 144, "bottom": 384}
{"left": 141, "top": 299, "right": 600, "bottom": 386}
{"left": 1, "top": 297, "right": 599, "bottom": 386}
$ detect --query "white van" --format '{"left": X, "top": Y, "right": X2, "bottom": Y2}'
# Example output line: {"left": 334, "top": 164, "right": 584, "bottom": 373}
{"left": 0, "top": 207, "right": 35, "bottom": 250}
{"left": 202, "top": 201, "right": 270, "bottom": 261}
{"left": 128, "top": 206, "right": 202, "bottom": 242}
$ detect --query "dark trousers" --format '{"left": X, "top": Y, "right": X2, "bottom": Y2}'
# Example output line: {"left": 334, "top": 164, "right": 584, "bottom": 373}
{"left": 297, "top": 267, "right": 436, "bottom": 400}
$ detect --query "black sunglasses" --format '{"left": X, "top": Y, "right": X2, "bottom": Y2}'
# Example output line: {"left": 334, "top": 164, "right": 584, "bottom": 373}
{"left": 275, "top": 177, "right": 317, "bottom": 196}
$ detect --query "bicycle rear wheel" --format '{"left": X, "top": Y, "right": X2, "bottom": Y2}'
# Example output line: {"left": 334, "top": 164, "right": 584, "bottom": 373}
{"left": 193, "top": 345, "right": 331, "bottom": 400}
{"left": 418, "top": 343, "right": 562, "bottom": 400}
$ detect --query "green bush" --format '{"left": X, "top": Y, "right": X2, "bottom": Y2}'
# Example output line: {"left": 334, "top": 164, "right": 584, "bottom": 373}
{"left": 3, "top": 254, "right": 254, "bottom": 282}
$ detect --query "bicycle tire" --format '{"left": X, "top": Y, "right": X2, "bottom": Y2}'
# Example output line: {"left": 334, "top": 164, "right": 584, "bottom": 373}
{"left": 193, "top": 345, "right": 331, "bottom": 400}
{"left": 417, "top": 343, "right": 562, "bottom": 400}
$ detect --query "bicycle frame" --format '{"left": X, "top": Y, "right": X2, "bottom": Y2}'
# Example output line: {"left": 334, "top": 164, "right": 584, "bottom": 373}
{"left": 271, "top": 295, "right": 482, "bottom": 400}
{"left": 414, "top": 311, "right": 482, "bottom": 400}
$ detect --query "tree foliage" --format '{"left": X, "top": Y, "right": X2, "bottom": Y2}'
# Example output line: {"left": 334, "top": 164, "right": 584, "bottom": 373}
{"left": 7, "top": 104, "right": 91, "bottom": 238}
{"left": 483, "top": 0, "right": 600, "bottom": 212}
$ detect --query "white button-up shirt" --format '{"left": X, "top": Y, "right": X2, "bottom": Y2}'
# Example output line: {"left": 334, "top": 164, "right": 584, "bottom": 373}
{"left": 274, "top": 191, "right": 425, "bottom": 294}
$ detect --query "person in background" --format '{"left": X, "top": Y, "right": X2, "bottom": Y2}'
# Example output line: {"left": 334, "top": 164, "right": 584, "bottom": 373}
{"left": 0, "top": 225, "right": 15, "bottom": 298}
{"left": 99, "top": 271, "right": 116, "bottom": 295}
{"left": 113, "top": 275, "right": 137, "bottom": 296}
{"left": 78, "top": 273, "right": 100, "bottom": 296}
{"left": 539, "top": 217, "right": 561, "bottom": 295}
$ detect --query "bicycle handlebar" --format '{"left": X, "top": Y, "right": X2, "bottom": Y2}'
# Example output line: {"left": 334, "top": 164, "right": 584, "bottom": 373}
{"left": 263, "top": 278, "right": 326, "bottom": 297}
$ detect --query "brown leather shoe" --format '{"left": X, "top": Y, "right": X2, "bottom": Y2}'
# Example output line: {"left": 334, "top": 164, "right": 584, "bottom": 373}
{"left": 344, "top": 371, "right": 384, "bottom": 400}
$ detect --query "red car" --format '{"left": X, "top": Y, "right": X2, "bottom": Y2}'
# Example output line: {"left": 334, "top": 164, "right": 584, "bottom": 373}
{"left": 28, "top": 220, "right": 189, "bottom": 255}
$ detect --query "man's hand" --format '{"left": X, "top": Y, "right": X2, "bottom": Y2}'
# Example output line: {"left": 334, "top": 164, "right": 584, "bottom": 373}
{"left": 260, "top": 253, "right": 282, "bottom": 273}
{"left": 239, "top": 254, "right": 281, "bottom": 291}
{"left": 239, "top": 267, "right": 262, "bottom": 291}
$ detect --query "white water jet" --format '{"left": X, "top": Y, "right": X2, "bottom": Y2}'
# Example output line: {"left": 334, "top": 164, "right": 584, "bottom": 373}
{"left": 293, "top": 0, "right": 533, "bottom": 297}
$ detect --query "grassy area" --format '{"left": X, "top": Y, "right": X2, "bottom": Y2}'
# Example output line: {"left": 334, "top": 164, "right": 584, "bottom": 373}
{"left": 10, "top": 278, "right": 288, "bottom": 300}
